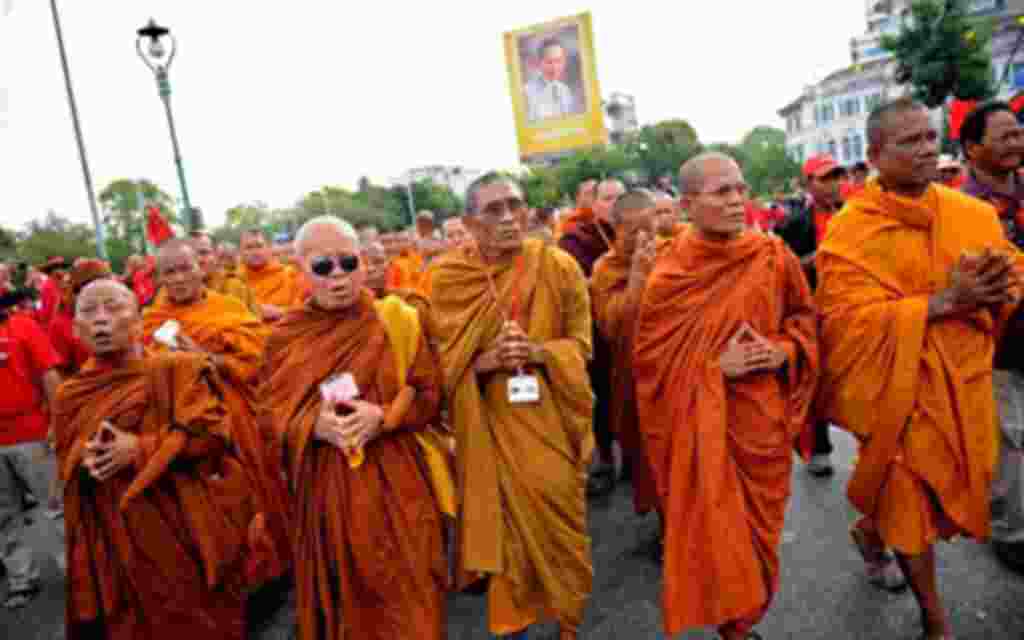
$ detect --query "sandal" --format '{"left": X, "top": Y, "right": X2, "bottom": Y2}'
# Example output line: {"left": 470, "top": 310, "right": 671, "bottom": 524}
{"left": 3, "top": 583, "right": 40, "bottom": 610}
{"left": 850, "top": 527, "right": 907, "bottom": 592}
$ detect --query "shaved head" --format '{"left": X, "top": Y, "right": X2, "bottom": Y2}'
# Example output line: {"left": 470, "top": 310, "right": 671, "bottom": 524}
{"left": 295, "top": 216, "right": 360, "bottom": 257}
{"left": 594, "top": 179, "right": 626, "bottom": 223}
{"left": 155, "top": 238, "right": 198, "bottom": 268}
{"left": 679, "top": 152, "right": 739, "bottom": 194}
{"left": 609, "top": 189, "right": 656, "bottom": 227}
{"left": 866, "top": 97, "right": 927, "bottom": 148}
{"left": 74, "top": 279, "right": 142, "bottom": 356}
{"left": 363, "top": 241, "right": 389, "bottom": 295}
{"left": 76, "top": 278, "right": 137, "bottom": 313}
{"left": 156, "top": 238, "right": 204, "bottom": 304}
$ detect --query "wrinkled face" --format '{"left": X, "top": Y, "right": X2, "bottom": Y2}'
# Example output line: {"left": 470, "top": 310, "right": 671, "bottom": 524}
{"left": 540, "top": 44, "right": 567, "bottom": 82}
{"left": 157, "top": 247, "right": 204, "bottom": 305}
{"left": 362, "top": 243, "right": 389, "bottom": 294}
{"left": 972, "top": 110, "right": 1024, "bottom": 174}
{"left": 74, "top": 282, "right": 140, "bottom": 356}
{"left": 300, "top": 227, "right": 365, "bottom": 311}
{"left": 443, "top": 219, "right": 470, "bottom": 248}
{"left": 682, "top": 158, "right": 749, "bottom": 240}
{"left": 240, "top": 233, "right": 272, "bottom": 269}
{"left": 808, "top": 169, "right": 845, "bottom": 208}
{"left": 653, "top": 197, "right": 679, "bottom": 234}
{"left": 870, "top": 107, "right": 940, "bottom": 192}
{"left": 466, "top": 181, "right": 526, "bottom": 256}
{"left": 594, "top": 180, "right": 625, "bottom": 223}
{"left": 616, "top": 206, "right": 656, "bottom": 258}
{"left": 190, "top": 236, "right": 217, "bottom": 277}
{"left": 576, "top": 180, "right": 597, "bottom": 209}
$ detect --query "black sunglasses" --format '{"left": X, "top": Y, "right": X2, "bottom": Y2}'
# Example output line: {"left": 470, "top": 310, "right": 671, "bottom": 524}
{"left": 310, "top": 254, "right": 360, "bottom": 277}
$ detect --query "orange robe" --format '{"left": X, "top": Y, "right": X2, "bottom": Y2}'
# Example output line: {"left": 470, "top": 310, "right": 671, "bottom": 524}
{"left": 55, "top": 353, "right": 258, "bottom": 640}
{"left": 142, "top": 289, "right": 291, "bottom": 583}
{"left": 386, "top": 249, "right": 426, "bottom": 295}
{"left": 207, "top": 268, "right": 259, "bottom": 314}
{"left": 263, "top": 291, "right": 446, "bottom": 640}
{"left": 429, "top": 239, "right": 594, "bottom": 634}
{"left": 590, "top": 249, "right": 657, "bottom": 514}
{"left": 242, "top": 260, "right": 305, "bottom": 309}
{"left": 557, "top": 206, "right": 594, "bottom": 238}
{"left": 816, "top": 180, "right": 1020, "bottom": 554}
{"left": 633, "top": 232, "right": 819, "bottom": 636}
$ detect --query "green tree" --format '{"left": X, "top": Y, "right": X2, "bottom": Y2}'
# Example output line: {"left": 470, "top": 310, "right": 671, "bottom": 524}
{"left": 225, "top": 201, "right": 272, "bottom": 229}
{"left": 521, "top": 166, "right": 564, "bottom": 208}
{"left": 98, "top": 178, "right": 178, "bottom": 253}
{"left": 738, "top": 126, "right": 801, "bottom": 197}
{"left": 881, "top": 0, "right": 996, "bottom": 107}
{"left": 554, "top": 146, "right": 636, "bottom": 200}
{"left": 16, "top": 210, "right": 97, "bottom": 266}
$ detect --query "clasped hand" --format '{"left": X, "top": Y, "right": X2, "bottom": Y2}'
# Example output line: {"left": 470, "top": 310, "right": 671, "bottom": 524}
{"left": 932, "top": 248, "right": 1017, "bottom": 319}
{"left": 314, "top": 399, "right": 385, "bottom": 452}
{"left": 718, "top": 322, "right": 788, "bottom": 380}
{"left": 83, "top": 420, "right": 139, "bottom": 483}
{"left": 477, "top": 321, "right": 538, "bottom": 374}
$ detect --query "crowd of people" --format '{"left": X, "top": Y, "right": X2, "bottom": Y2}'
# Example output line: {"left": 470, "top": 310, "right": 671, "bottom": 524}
{"left": 0, "top": 96, "right": 1023, "bottom": 640}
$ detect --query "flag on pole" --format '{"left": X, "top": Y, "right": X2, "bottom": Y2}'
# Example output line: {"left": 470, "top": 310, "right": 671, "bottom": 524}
{"left": 146, "top": 204, "right": 174, "bottom": 246}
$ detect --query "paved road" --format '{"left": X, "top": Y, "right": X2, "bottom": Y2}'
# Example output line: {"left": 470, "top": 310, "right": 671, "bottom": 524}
{"left": 3, "top": 428, "right": 1023, "bottom": 639}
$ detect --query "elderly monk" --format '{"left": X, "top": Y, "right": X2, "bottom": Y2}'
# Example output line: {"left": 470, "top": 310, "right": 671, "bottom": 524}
{"left": 816, "top": 98, "right": 1023, "bottom": 640}
{"left": 430, "top": 172, "right": 593, "bottom": 639}
{"left": 634, "top": 153, "right": 819, "bottom": 640}
{"left": 443, "top": 217, "right": 471, "bottom": 249}
{"left": 240, "top": 229, "right": 305, "bottom": 322}
{"left": 143, "top": 239, "right": 291, "bottom": 585}
{"left": 49, "top": 259, "right": 114, "bottom": 376}
{"left": 55, "top": 279, "right": 260, "bottom": 640}
{"left": 590, "top": 191, "right": 661, "bottom": 528}
{"left": 559, "top": 178, "right": 624, "bottom": 497}
{"left": 189, "top": 232, "right": 258, "bottom": 313}
{"left": 263, "top": 217, "right": 446, "bottom": 640}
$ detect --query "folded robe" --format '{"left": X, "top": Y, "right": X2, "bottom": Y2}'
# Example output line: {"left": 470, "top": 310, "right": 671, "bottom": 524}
{"left": 242, "top": 259, "right": 305, "bottom": 310}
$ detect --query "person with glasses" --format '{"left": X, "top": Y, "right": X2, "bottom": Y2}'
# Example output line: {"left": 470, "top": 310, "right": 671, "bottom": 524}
{"left": 430, "top": 172, "right": 593, "bottom": 640}
{"left": 590, "top": 190, "right": 663, "bottom": 554}
{"left": 141, "top": 239, "right": 292, "bottom": 594}
{"left": 239, "top": 228, "right": 306, "bottom": 323}
{"left": 817, "top": 98, "right": 1023, "bottom": 640}
{"left": 634, "top": 152, "right": 819, "bottom": 640}
{"left": 262, "top": 217, "right": 447, "bottom": 640}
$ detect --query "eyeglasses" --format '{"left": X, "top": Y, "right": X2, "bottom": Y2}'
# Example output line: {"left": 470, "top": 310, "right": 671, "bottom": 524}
{"left": 310, "top": 254, "right": 359, "bottom": 277}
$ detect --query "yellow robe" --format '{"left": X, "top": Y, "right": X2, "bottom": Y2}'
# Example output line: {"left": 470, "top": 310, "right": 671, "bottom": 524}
{"left": 242, "top": 260, "right": 305, "bottom": 309}
{"left": 207, "top": 268, "right": 259, "bottom": 315}
{"left": 429, "top": 239, "right": 594, "bottom": 634}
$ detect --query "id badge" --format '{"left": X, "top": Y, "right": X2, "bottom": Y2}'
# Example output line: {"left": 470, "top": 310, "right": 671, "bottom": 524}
{"left": 508, "top": 374, "right": 540, "bottom": 405}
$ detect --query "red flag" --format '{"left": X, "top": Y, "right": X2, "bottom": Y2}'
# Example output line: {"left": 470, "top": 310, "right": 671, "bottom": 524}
{"left": 146, "top": 205, "right": 174, "bottom": 246}
{"left": 949, "top": 99, "right": 978, "bottom": 141}
{"left": 1010, "top": 92, "right": 1024, "bottom": 117}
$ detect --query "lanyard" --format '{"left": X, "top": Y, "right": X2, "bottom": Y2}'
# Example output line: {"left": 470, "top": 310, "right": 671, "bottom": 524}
{"left": 481, "top": 253, "right": 527, "bottom": 325}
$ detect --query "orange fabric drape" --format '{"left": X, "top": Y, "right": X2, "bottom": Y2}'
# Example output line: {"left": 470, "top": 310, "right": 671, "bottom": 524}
{"left": 262, "top": 292, "right": 446, "bottom": 640}
{"left": 816, "top": 179, "right": 1022, "bottom": 554}
{"left": 634, "top": 232, "right": 818, "bottom": 635}
{"left": 242, "top": 260, "right": 305, "bottom": 309}
{"left": 386, "top": 250, "right": 426, "bottom": 295}
{"left": 55, "top": 353, "right": 256, "bottom": 640}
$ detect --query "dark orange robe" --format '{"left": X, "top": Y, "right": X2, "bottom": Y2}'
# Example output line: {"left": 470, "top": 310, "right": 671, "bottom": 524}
{"left": 429, "top": 239, "right": 594, "bottom": 634}
{"left": 816, "top": 180, "right": 1020, "bottom": 554}
{"left": 55, "top": 353, "right": 258, "bottom": 640}
{"left": 142, "top": 289, "right": 291, "bottom": 583}
{"left": 634, "top": 232, "right": 819, "bottom": 636}
{"left": 386, "top": 249, "right": 426, "bottom": 295}
{"left": 590, "top": 249, "right": 657, "bottom": 514}
{"left": 263, "top": 291, "right": 446, "bottom": 640}
{"left": 242, "top": 260, "right": 305, "bottom": 309}
{"left": 207, "top": 268, "right": 259, "bottom": 314}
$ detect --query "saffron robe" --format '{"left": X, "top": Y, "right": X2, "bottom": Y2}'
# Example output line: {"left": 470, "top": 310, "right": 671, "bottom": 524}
{"left": 386, "top": 249, "right": 426, "bottom": 295}
{"left": 55, "top": 353, "right": 258, "bottom": 640}
{"left": 633, "top": 232, "right": 819, "bottom": 635}
{"left": 242, "top": 260, "right": 305, "bottom": 310}
{"left": 142, "top": 289, "right": 291, "bottom": 583}
{"left": 429, "top": 239, "right": 594, "bottom": 633}
{"left": 816, "top": 180, "right": 1020, "bottom": 554}
{"left": 263, "top": 292, "right": 446, "bottom": 640}
{"left": 207, "top": 268, "right": 259, "bottom": 314}
{"left": 590, "top": 249, "right": 658, "bottom": 514}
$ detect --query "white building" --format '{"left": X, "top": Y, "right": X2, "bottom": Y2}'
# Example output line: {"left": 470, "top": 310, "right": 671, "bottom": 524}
{"left": 780, "top": 0, "right": 1024, "bottom": 167}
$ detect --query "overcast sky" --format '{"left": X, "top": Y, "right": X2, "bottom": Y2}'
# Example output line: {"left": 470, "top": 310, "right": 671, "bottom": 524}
{"left": 0, "top": 1, "right": 864, "bottom": 231}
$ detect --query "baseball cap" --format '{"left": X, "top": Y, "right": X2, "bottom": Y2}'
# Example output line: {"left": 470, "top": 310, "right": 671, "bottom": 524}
{"left": 802, "top": 155, "right": 845, "bottom": 179}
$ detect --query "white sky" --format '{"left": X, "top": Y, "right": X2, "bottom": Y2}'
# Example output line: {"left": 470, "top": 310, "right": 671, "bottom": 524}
{"left": 0, "top": 1, "right": 864, "bottom": 231}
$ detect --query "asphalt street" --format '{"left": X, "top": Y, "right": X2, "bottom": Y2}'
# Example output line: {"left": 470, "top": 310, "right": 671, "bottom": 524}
{"left": 2, "top": 427, "right": 1022, "bottom": 639}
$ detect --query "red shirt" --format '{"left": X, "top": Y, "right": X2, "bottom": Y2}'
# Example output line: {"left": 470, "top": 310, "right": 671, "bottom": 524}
{"left": 36, "top": 276, "right": 62, "bottom": 330}
{"left": 0, "top": 313, "right": 64, "bottom": 445}
{"left": 132, "top": 267, "right": 157, "bottom": 306}
{"left": 49, "top": 306, "right": 91, "bottom": 375}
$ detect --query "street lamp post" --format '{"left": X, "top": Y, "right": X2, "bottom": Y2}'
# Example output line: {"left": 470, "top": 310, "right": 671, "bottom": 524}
{"left": 136, "top": 19, "right": 197, "bottom": 231}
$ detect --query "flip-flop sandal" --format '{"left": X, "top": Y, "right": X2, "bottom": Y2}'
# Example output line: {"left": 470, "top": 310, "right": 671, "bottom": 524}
{"left": 3, "top": 584, "right": 40, "bottom": 610}
{"left": 850, "top": 527, "right": 908, "bottom": 592}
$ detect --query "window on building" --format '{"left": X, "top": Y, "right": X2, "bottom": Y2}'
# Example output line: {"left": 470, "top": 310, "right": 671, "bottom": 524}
{"left": 852, "top": 133, "right": 864, "bottom": 161}
{"left": 841, "top": 138, "right": 852, "bottom": 162}
{"left": 864, "top": 93, "right": 883, "bottom": 113}
{"left": 819, "top": 103, "right": 835, "bottom": 124}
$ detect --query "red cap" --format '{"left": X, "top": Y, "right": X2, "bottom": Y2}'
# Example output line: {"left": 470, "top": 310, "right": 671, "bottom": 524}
{"left": 802, "top": 155, "right": 844, "bottom": 179}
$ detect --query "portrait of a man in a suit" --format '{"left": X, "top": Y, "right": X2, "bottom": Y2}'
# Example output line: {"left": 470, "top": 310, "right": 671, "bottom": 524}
{"left": 522, "top": 35, "right": 585, "bottom": 123}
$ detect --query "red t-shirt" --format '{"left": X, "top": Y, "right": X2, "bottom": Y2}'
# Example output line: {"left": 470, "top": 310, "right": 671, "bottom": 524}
{"left": 36, "top": 276, "right": 62, "bottom": 330}
{"left": 0, "top": 313, "right": 64, "bottom": 445}
{"left": 49, "top": 306, "right": 92, "bottom": 375}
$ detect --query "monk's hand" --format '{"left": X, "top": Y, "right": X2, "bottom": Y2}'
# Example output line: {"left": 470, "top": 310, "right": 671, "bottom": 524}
{"left": 498, "top": 321, "right": 535, "bottom": 371}
{"left": 84, "top": 421, "right": 139, "bottom": 482}
{"left": 174, "top": 334, "right": 201, "bottom": 353}
{"left": 933, "top": 249, "right": 1016, "bottom": 319}
{"left": 336, "top": 400, "right": 385, "bottom": 450}
{"left": 744, "top": 327, "right": 789, "bottom": 372}
{"left": 629, "top": 232, "right": 658, "bottom": 289}
{"left": 261, "top": 304, "right": 284, "bottom": 323}
{"left": 314, "top": 403, "right": 347, "bottom": 449}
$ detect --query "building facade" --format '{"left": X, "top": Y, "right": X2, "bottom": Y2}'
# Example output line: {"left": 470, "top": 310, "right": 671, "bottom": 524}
{"left": 780, "top": 0, "right": 1024, "bottom": 168}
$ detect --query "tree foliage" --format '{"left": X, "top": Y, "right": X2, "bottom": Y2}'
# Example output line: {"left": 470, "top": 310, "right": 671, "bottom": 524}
{"left": 98, "top": 178, "right": 178, "bottom": 255}
{"left": 881, "top": 0, "right": 996, "bottom": 107}
{"left": 15, "top": 210, "right": 97, "bottom": 267}
{"left": 737, "top": 126, "right": 801, "bottom": 198}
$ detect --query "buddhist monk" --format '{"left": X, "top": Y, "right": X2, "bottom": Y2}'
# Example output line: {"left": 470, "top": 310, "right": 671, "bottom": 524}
{"left": 262, "top": 217, "right": 446, "bottom": 640}
{"left": 559, "top": 178, "right": 624, "bottom": 497}
{"left": 189, "top": 232, "right": 258, "bottom": 313}
{"left": 590, "top": 191, "right": 661, "bottom": 532}
{"left": 385, "top": 230, "right": 426, "bottom": 294}
{"left": 56, "top": 279, "right": 259, "bottom": 640}
{"left": 816, "top": 98, "right": 1022, "bottom": 640}
{"left": 217, "top": 242, "right": 241, "bottom": 271}
{"left": 556, "top": 178, "right": 597, "bottom": 237}
{"left": 240, "top": 229, "right": 305, "bottom": 322}
{"left": 49, "top": 260, "right": 114, "bottom": 376}
{"left": 442, "top": 217, "right": 471, "bottom": 249}
{"left": 430, "top": 172, "right": 593, "bottom": 639}
{"left": 653, "top": 192, "right": 685, "bottom": 242}
{"left": 634, "top": 153, "right": 819, "bottom": 640}
{"left": 143, "top": 239, "right": 291, "bottom": 587}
